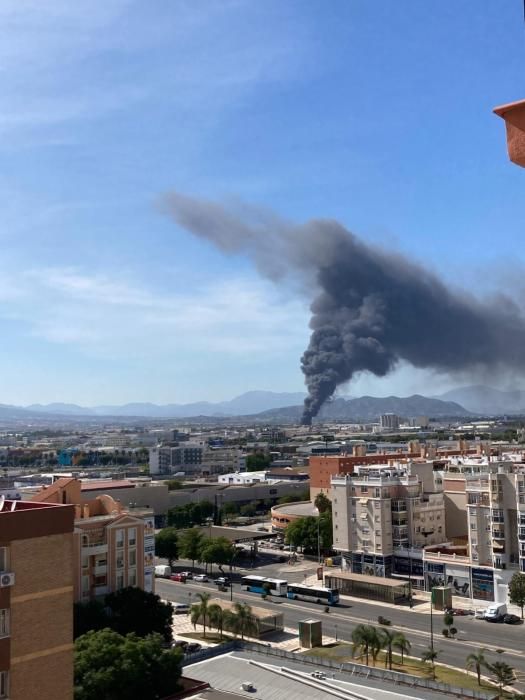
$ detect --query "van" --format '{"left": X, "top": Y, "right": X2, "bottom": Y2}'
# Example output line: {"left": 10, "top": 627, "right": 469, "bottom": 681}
{"left": 173, "top": 603, "right": 190, "bottom": 614}
{"left": 485, "top": 603, "right": 507, "bottom": 622}
{"left": 155, "top": 565, "right": 171, "bottom": 578}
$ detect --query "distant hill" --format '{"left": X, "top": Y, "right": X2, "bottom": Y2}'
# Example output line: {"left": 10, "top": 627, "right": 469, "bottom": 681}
{"left": 435, "top": 385, "right": 525, "bottom": 415}
{"left": 22, "top": 391, "right": 308, "bottom": 418}
{"left": 254, "top": 394, "right": 471, "bottom": 423}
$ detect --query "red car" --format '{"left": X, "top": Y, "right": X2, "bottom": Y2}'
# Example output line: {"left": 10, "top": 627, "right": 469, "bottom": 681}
{"left": 170, "top": 573, "right": 187, "bottom": 583}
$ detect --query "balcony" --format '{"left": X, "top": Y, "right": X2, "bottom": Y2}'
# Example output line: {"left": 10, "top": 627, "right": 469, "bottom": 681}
{"left": 94, "top": 564, "right": 108, "bottom": 575}
{"left": 82, "top": 543, "right": 108, "bottom": 556}
{"left": 492, "top": 530, "right": 505, "bottom": 540}
{"left": 519, "top": 529, "right": 525, "bottom": 540}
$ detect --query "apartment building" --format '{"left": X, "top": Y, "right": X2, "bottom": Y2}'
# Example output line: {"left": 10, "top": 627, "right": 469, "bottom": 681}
{"left": 331, "top": 461, "right": 446, "bottom": 578}
{"left": 0, "top": 498, "right": 75, "bottom": 700}
{"left": 150, "top": 444, "right": 245, "bottom": 476}
{"left": 31, "top": 478, "right": 155, "bottom": 600}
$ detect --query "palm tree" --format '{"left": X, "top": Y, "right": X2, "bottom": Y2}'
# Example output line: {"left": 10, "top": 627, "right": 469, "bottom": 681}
{"left": 231, "top": 602, "right": 257, "bottom": 640}
{"left": 208, "top": 603, "right": 225, "bottom": 641}
{"left": 351, "top": 625, "right": 379, "bottom": 667}
{"left": 190, "top": 591, "right": 211, "bottom": 639}
{"left": 421, "top": 646, "right": 439, "bottom": 680}
{"left": 392, "top": 633, "right": 411, "bottom": 666}
{"left": 379, "top": 628, "right": 398, "bottom": 670}
{"left": 487, "top": 661, "right": 514, "bottom": 697}
{"left": 466, "top": 649, "right": 488, "bottom": 686}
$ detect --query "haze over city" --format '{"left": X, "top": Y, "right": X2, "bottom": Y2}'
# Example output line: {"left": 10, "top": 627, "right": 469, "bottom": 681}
{"left": 2, "top": 1, "right": 525, "bottom": 408}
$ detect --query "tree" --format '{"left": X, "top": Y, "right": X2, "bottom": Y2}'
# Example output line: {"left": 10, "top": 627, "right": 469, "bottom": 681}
{"left": 421, "top": 647, "right": 439, "bottom": 679}
{"left": 179, "top": 527, "right": 205, "bottom": 570}
{"left": 246, "top": 453, "right": 271, "bottom": 472}
{"left": 104, "top": 587, "right": 174, "bottom": 643}
{"left": 392, "top": 633, "right": 411, "bottom": 666}
{"left": 74, "top": 629, "right": 182, "bottom": 700}
{"left": 191, "top": 592, "right": 211, "bottom": 639}
{"left": 379, "top": 628, "right": 397, "bottom": 670}
{"left": 508, "top": 572, "right": 525, "bottom": 618}
{"left": 278, "top": 495, "right": 298, "bottom": 505}
{"left": 155, "top": 527, "right": 179, "bottom": 569}
{"left": 443, "top": 612, "right": 455, "bottom": 638}
{"left": 466, "top": 649, "right": 488, "bottom": 687}
{"left": 166, "top": 479, "right": 184, "bottom": 490}
{"left": 351, "top": 625, "right": 379, "bottom": 667}
{"left": 239, "top": 502, "right": 257, "bottom": 517}
{"left": 314, "top": 492, "right": 332, "bottom": 514}
{"left": 229, "top": 602, "right": 257, "bottom": 640}
{"left": 208, "top": 604, "right": 226, "bottom": 640}
{"left": 221, "top": 502, "right": 239, "bottom": 519}
{"left": 199, "top": 537, "right": 235, "bottom": 573}
{"left": 487, "top": 661, "right": 514, "bottom": 696}
{"left": 74, "top": 599, "right": 109, "bottom": 639}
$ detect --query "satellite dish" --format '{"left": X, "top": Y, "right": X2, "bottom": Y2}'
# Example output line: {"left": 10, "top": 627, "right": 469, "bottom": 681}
{"left": 0, "top": 495, "right": 5, "bottom": 512}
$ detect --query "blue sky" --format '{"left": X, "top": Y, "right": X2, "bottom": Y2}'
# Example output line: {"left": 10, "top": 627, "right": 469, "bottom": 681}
{"left": 1, "top": 0, "right": 524, "bottom": 405}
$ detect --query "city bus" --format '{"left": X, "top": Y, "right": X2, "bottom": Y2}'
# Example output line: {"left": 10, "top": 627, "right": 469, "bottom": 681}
{"left": 287, "top": 583, "right": 340, "bottom": 606}
{"left": 241, "top": 575, "right": 288, "bottom": 596}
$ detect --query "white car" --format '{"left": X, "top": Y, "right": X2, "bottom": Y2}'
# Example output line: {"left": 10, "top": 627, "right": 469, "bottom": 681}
{"left": 173, "top": 603, "right": 190, "bottom": 614}
{"left": 193, "top": 574, "right": 208, "bottom": 582}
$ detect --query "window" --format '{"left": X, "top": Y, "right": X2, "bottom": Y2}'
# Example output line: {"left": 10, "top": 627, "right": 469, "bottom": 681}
{"left": 128, "top": 528, "right": 137, "bottom": 547}
{"left": 116, "top": 529, "right": 124, "bottom": 548}
{"left": 129, "top": 549, "right": 136, "bottom": 567}
{"left": 375, "top": 515, "right": 380, "bottom": 522}
{"left": 374, "top": 488, "right": 381, "bottom": 498}
{"left": 0, "top": 610, "right": 9, "bottom": 638}
{"left": 116, "top": 554, "right": 124, "bottom": 569}
{"left": 82, "top": 575, "right": 90, "bottom": 593}
{"left": 0, "top": 548, "right": 6, "bottom": 572}
{"left": 361, "top": 486, "right": 368, "bottom": 494}
{"left": 128, "top": 569, "right": 137, "bottom": 587}
{"left": 82, "top": 555, "right": 89, "bottom": 570}
{"left": 116, "top": 572, "right": 124, "bottom": 590}
{"left": 0, "top": 671, "right": 8, "bottom": 699}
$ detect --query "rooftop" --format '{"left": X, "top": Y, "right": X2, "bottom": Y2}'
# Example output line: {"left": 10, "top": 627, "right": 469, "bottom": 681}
{"left": 271, "top": 501, "right": 317, "bottom": 517}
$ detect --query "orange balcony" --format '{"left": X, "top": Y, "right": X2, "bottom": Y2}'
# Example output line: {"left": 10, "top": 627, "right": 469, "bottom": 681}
{"left": 494, "top": 99, "right": 525, "bottom": 167}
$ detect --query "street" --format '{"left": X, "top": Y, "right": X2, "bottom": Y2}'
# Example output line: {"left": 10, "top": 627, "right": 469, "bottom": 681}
{"left": 156, "top": 574, "right": 525, "bottom": 690}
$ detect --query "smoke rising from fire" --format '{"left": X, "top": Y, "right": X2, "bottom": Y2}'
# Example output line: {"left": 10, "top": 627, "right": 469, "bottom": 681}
{"left": 163, "top": 192, "right": 525, "bottom": 424}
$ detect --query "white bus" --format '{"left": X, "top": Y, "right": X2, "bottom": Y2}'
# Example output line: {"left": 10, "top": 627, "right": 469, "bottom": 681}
{"left": 287, "top": 583, "right": 340, "bottom": 606}
{"left": 241, "top": 575, "right": 288, "bottom": 596}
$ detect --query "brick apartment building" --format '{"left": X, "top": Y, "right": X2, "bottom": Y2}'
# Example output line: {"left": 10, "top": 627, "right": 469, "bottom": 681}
{"left": 31, "top": 478, "right": 155, "bottom": 601}
{"left": 0, "top": 498, "right": 75, "bottom": 700}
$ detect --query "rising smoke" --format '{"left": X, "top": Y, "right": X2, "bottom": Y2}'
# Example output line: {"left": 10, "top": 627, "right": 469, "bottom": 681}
{"left": 163, "top": 192, "right": 525, "bottom": 424}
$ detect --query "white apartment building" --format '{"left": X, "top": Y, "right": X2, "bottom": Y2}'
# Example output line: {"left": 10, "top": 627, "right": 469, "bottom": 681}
{"left": 332, "top": 460, "right": 446, "bottom": 578}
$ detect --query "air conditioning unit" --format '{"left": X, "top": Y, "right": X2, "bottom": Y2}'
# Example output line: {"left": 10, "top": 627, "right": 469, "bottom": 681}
{"left": 0, "top": 573, "right": 14, "bottom": 587}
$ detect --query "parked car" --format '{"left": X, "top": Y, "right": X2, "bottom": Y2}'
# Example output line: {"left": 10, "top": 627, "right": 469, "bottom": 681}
{"left": 474, "top": 608, "right": 486, "bottom": 619}
{"left": 214, "top": 577, "right": 230, "bottom": 586}
{"left": 173, "top": 640, "right": 188, "bottom": 649}
{"left": 180, "top": 571, "right": 193, "bottom": 579}
{"left": 185, "top": 643, "right": 202, "bottom": 654}
{"left": 504, "top": 614, "right": 522, "bottom": 625}
{"left": 173, "top": 602, "right": 190, "bottom": 614}
{"left": 193, "top": 574, "right": 208, "bottom": 582}
{"left": 170, "top": 573, "right": 187, "bottom": 583}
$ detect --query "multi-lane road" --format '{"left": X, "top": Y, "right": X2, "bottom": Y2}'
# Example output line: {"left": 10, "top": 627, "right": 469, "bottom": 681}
{"left": 156, "top": 576, "right": 525, "bottom": 689}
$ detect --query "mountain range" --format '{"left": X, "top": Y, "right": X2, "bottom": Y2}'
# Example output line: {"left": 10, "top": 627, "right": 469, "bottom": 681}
{"left": 2, "top": 385, "right": 524, "bottom": 422}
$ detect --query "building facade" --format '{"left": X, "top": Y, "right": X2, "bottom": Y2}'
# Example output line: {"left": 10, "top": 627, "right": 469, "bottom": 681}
{"left": 31, "top": 478, "right": 154, "bottom": 601}
{"left": 0, "top": 499, "right": 75, "bottom": 700}
{"left": 331, "top": 461, "right": 446, "bottom": 578}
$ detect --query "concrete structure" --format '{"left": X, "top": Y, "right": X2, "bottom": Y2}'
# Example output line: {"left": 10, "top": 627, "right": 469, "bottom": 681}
{"left": 379, "top": 414, "right": 400, "bottom": 431}
{"left": 270, "top": 501, "right": 317, "bottom": 531}
{"left": 150, "top": 445, "right": 245, "bottom": 476}
{"left": 0, "top": 498, "right": 75, "bottom": 700}
{"left": 331, "top": 461, "right": 446, "bottom": 577}
{"left": 30, "top": 478, "right": 155, "bottom": 600}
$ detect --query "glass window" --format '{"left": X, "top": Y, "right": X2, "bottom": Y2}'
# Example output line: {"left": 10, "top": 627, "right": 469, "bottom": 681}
{"left": 116, "top": 572, "right": 124, "bottom": 590}
{"left": 129, "top": 549, "right": 136, "bottom": 567}
{"left": 0, "top": 671, "right": 8, "bottom": 699}
{"left": 82, "top": 575, "right": 90, "bottom": 593}
{"left": 0, "top": 548, "right": 7, "bottom": 572}
{"left": 116, "top": 529, "right": 124, "bottom": 548}
{"left": 0, "top": 610, "right": 9, "bottom": 638}
{"left": 116, "top": 554, "right": 124, "bottom": 569}
{"left": 128, "top": 528, "right": 137, "bottom": 547}
{"left": 128, "top": 569, "right": 137, "bottom": 587}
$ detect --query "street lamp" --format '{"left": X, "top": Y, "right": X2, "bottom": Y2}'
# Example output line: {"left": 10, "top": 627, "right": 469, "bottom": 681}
{"left": 314, "top": 506, "right": 321, "bottom": 565}
{"left": 422, "top": 528, "right": 435, "bottom": 653}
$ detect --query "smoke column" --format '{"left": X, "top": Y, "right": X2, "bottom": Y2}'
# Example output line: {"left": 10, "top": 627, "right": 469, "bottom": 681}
{"left": 163, "top": 192, "right": 525, "bottom": 424}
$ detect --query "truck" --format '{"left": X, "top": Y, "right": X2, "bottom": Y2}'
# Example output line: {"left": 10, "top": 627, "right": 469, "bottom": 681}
{"left": 155, "top": 565, "right": 172, "bottom": 578}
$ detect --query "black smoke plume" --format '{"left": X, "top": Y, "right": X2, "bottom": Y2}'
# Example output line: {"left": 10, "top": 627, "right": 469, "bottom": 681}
{"left": 163, "top": 192, "right": 525, "bottom": 424}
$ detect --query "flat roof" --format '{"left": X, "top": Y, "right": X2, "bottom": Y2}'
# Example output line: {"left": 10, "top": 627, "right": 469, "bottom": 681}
{"left": 271, "top": 502, "right": 317, "bottom": 517}
{"left": 325, "top": 572, "right": 409, "bottom": 588}
{"left": 195, "top": 526, "right": 273, "bottom": 543}
{"left": 80, "top": 479, "right": 135, "bottom": 491}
